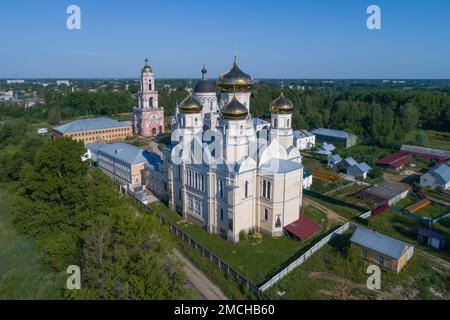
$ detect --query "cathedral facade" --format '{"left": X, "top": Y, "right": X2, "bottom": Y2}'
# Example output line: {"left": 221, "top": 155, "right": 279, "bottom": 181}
{"left": 145, "top": 58, "right": 305, "bottom": 243}
{"left": 133, "top": 59, "right": 165, "bottom": 137}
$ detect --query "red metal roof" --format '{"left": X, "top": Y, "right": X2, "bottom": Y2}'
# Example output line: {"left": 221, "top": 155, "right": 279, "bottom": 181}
{"left": 285, "top": 216, "right": 321, "bottom": 240}
{"left": 376, "top": 152, "right": 412, "bottom": 168}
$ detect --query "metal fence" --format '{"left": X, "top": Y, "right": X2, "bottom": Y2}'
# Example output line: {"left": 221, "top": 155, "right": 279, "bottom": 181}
{"left": 128, "top": 193, "right": 270, "bottom": 300}
{"left": 259, "top": 222, "right": 352, "bottom": 292}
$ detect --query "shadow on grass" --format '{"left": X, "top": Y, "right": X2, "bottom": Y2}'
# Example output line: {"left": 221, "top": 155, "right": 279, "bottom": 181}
{"left": 258, "top": 225, "right": 347, "bottom": 286}
{"left": 391, "top": 215, "right": 421, "bottom": 241}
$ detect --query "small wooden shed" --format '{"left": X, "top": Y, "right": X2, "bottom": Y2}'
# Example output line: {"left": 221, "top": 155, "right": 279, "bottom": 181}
{"left": 418, "top": 228, "right": 445, "bottom": 250}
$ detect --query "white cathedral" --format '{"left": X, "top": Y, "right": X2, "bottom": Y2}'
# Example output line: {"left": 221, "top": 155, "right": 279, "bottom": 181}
{"left": 146, "top": 58, "right": 305, "bottom": 243}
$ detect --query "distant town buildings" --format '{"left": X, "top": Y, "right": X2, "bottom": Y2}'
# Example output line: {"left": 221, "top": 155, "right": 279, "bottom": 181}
{"left": 22, "top": 98, "right": 45, "bottom": 108}
{"left": 0, "top": 90, "right": 44, "bottom": 107}
{"left": 312, "top": 128, "right": 357, "bottom": 149}
{"left": 6, "top": 80, "right": 25, "bottom": 84}
{"left": 0, "top": 90, "right": 14, "bottom": 101}
{"left": 56, "top": 80, "right": 71, "bottom": 86}
{"left": 52, "top": 117, "right": 133, "bottom": 145}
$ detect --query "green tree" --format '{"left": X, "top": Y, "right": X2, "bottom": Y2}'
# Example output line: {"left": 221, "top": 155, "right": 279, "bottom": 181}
{"left": 415, "top": 131, "right": 428, "bottom": 146}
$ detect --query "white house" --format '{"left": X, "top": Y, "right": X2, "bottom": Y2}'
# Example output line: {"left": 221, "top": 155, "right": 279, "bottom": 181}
{"left": 420, "top": 163, "right": 450, "bottom": 190}
{"left": 293, "top": 130, "right": 316, "bottom": 150}
{"left": 303, "top": 170, "right": 313, "bottom": 190}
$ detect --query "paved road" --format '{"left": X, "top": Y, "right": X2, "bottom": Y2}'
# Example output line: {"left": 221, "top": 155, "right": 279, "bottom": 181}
{"left": 174, "top": 250, "right": 228, "bottom": 300}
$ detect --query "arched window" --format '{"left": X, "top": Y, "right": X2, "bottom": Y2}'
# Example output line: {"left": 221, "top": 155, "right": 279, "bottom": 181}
{"left": 195, "top": 118, "right": 198, "bottom": 126}
{"left": 275, "top": 215, "right": 281, "bottom": 228}
{"left": 274, "top": 118, "right": 277, "bottom": 127}
{"left": 219, "top": 180, "right": 223, "bottom": 198}
{"left": 264, "top": 208, "right": 269, "bottom": 221}
{"left": 263, "top": 180, "right": 267, "bottom": 198}
{"left": 245, "top": 181, "right": 249, "bottom": 198}
{"left": 220, "top": 208, "right": 224, "bottom": 221}
{"left": 149, "top": 82, "right": 152, "bottom": 91}
{"left": 287, "top": 119, "right": 290, "bottom": 127}
{"left": 267, "top": 181, "right": 271, "bottom": 199}
{"left": 194, "top": 172, "right": 198, "bottom": 189}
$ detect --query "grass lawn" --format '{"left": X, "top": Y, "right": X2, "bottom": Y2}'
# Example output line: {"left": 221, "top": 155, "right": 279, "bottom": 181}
{"left": 310, "top": 178, "right": 348, "bottom": 194}
{"left": 303, "top": 206, "right": 328, "bottom": 226}
{"left": 0, "top": 184, "right": 65, "bottom": 299}
{"left": 149, "top": 201, "right": 326, "bottom": 285}
{"left": 414, "top": 203, "right": 449, "bottom": 219}
{"left": 303, "top": 205, "right": 338, "bottom": 232}
{"left": 304, "top": 194, "right": 366, "bottom": 220}
{"left": 301, "top": 156, "right": 319, "bottom": 166}
{"left": 329, "top": 183, "right": 363, "bottom": 197}
{"left": 367, "top": 209, "right": 450, "bottom": 262}
{"left": 405, "top": 130, "right": 450, "bottom": 151}
{"left": 392, "top": 193, "right": 449, "bottom": 219}
{"left": 393, "top": 194, "right": 421, "bottom": 211}
{"left": 267, "top": 233, "right": 450, "bottom": 300}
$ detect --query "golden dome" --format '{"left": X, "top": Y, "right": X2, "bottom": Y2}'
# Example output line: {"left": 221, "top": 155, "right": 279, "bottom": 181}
{"left": 141, "top": 58, "right": 152, "bottom": 73}
{"left": 221, "top": 96, "right": 248, "bottom": 120}
{"left": 217, "top": 57, "right": 254, "bottom": 92}
{"left": 270, "top": 92, "right": 294, "bottom": 114}
{"left": 179, "top": 93, "right": 203, "bottom": 114}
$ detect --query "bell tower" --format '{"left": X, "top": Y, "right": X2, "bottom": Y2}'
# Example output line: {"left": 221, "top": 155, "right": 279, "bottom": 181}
{"left": 133, "top": 58, "right": 165, "bottom": 137}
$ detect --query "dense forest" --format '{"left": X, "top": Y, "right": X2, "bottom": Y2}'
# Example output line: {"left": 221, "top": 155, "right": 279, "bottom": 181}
{"left": 0, "top": 126, "right": 189, "bottom": 299}
{"left": 159, "top": 84, "right": 450, "bottom": 148}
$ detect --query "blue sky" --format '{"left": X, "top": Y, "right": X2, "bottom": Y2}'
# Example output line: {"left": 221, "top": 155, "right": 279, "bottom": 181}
{"left": 1, "top": 0, "right": 450, "bottom": 79}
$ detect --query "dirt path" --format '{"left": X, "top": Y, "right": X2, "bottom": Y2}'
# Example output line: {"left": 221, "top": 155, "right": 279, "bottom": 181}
{"left": 303, "top": 198, "right": 347, "bottom": 223}
{"left": 417, "top": 249, "right": 450, "bottom": 270}
{"left": 174, "top": 249, "right": 228, "bottom": 300}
